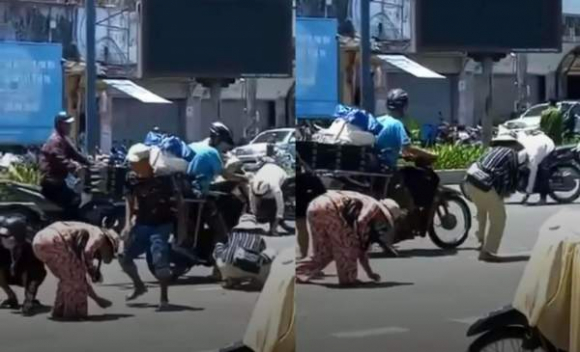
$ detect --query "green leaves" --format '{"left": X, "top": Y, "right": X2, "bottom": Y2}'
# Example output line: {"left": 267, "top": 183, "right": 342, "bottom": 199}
{"left": 429, "top": 145, "right": 487, "bottom": 171}
{"left": 1, "top": 163, "right": 41, "bottom": 185}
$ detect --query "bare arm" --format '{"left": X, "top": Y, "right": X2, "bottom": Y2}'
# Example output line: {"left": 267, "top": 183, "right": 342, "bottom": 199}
{"left": 403, "top": 145, "right": 437, "bottom": 161}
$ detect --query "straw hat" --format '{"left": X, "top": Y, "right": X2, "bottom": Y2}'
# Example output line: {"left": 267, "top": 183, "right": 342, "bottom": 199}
{"left": 252, "top": 180, "right": 272, "bottom": 197}
{"left": 376, "top": 198, "right": 402, "bottom": 226}
{"left": 101, "top": 228, "right": 120, "bottom": 253}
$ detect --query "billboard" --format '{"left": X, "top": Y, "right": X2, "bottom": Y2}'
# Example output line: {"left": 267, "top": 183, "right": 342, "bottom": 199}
{"left": 139, "top": 0, "right": 293, "bottom": 78}
{"left": 564, "top": 0, "right": 580, "bottom": 15}
{"left": 415, "top": 0, "right": 563, "bottom": 53}
{"left": 0, "top": 42, "right": 63, "bottom": 145}
{"left": 296, "top": 18, "right": 339, "bottom": 119}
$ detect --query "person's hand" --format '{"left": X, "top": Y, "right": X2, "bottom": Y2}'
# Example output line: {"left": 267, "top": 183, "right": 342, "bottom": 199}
{"left": 120, "top": 227, "right": 131, "bottom": 242}
{"left": 368, "top": 272, "right": 381, "bottom": 283}
{"left": 96, "top": 297, "right": 112, "bottom": 309}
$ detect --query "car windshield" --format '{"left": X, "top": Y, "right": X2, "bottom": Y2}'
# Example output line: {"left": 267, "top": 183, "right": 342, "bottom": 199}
{"left": 252, "top": 131, "right": 291, "bottom": 144}
{"left": 522, "top": 105, "right": 548, "bottom": 118}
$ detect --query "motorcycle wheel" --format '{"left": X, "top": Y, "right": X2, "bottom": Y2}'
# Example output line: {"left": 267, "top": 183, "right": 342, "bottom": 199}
{"left": 428, "top": 193, "right": 471, "bottom": 250}
{"left": 548, "top": 163, "right": 580, "bottom": 204}
{"left": 468, "top": 327, "right": 547, "bottom": 352}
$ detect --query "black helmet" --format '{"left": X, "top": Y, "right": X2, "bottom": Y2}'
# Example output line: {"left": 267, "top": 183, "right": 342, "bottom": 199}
{"left": 0, "top": 217, "right": 27, "bottom": 241}
{"left": 54, "top": 111, "right": 74, "bottom": 126}
{"left": 210, "top": 122, "right": 234, "bottom": 146}
{"left": 386, "top": 88, "right": 409, "bottom": 111}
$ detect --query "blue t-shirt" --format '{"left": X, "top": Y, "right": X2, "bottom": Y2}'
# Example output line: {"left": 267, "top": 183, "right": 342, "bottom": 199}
{"left": 187, "top": 142, "right": 223, "bottom": 194}
{"left": 376, "top": 115, "right": 411, "bottom": 168}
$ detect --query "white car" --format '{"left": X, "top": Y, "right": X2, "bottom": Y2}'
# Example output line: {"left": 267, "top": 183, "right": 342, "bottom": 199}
{"left": 232, "top": 128, "right": 295, "bottom": 164}
{"left": 499, "top": 101, "right": 580, "bottom": 134}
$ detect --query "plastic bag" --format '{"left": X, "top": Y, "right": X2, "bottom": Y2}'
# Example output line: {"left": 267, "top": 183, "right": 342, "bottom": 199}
{"left": 333, "top": 104, "right": 382, "bottom": 135}
{"left": 149, "top": 147, "right": 188, "bottom": 175}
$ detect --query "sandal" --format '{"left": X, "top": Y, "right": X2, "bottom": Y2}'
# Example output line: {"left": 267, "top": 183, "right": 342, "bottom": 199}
{"left": 0, "top": 298, "right": 19, "bottom": 309}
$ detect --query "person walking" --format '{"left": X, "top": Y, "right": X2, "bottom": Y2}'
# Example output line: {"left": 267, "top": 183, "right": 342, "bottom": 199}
{"left": 540, "top": 99, "right": 563, "bottom": 145}
{"left": 32, "top": 222, "right": 119, "bottom": 321}
{"left": 297, "top": 191, "right": 401, "bottom": 286}
{"left": 462, "top": 135, "right": 526, "bottom": 262}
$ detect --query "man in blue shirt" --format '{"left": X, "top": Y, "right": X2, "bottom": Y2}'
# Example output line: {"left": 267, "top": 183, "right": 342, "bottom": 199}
{"left": 188, "top": 142, "right": 225, "bottom": 194}
{"left": 375, "top": 89, "right": 436, "bottom": 169}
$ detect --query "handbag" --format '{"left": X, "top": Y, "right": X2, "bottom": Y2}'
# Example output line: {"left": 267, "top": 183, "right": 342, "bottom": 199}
{"left": 233, "top": 247, "right": 264, "bottom": 274}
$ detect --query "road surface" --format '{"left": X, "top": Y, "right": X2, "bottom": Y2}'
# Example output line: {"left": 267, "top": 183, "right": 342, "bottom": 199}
{"left": 0, "top": 235, "right": 294, "bottom": 352}
{"left": 297, "top": 195, "right": 579, "bottom": 352}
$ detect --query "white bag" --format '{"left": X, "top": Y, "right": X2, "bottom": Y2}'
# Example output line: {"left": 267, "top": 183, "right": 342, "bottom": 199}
{"left": 149, "top": 146, "right": 188, "bottom": 175}
{"left": 314, "top": 119, "right": 376, "bottom": 146}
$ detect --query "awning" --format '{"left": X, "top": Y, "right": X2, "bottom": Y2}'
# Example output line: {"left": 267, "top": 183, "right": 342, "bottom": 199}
{"left": 103, "top": 79, "right": 172, "bottom": 104}
{"left": 377, "top": 55, "right": 446, "bottom": 79}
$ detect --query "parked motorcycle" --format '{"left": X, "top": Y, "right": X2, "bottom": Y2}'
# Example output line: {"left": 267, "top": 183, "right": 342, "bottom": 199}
{"left": 467, "top": 305, "right": 562, "bottom": 352}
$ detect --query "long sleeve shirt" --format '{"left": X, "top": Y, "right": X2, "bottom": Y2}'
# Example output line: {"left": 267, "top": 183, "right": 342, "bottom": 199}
{"left": 40, "top": 132, "right": 89, "bottom": 182}
{"left": 249, "top": 163, "right": 288, "bottom": 220}
{"left": 517, "top": 132, "right": 555, "bottom": 194}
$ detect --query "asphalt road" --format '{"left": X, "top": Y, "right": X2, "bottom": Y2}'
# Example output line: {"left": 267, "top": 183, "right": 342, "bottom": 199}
{"left": 0, "top": 234, "right": 294, "bottom": 352}
{"left": 296, "top": 194, "right": 580, "bottom": 352}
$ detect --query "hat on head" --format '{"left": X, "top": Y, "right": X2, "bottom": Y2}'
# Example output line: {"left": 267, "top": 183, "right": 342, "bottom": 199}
{"left": 374, "top": 198, "right": 402, "bottom": 226}
{"left": 101, "top": 228, "right": 120, "bottom": 254}
{"left": 233, "top": 214, "right": 264, "bottom": 232}
{"left": 55, "top": 111, "right": 75, "bottom": 125}
{"left": 126, "top": 143, "right": 151, "bottom": 163}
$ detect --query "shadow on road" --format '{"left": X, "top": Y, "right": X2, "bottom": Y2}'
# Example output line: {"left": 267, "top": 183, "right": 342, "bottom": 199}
{"left": 370, "top": 247, "right": 479, "bottom": 259}
{"left": 171, "top": 275, "right": 220, "bottom": 286}
{"left": 302, "top": 281, "right": 414, "bottom": 290}
{"left": 10, "top": 305, "right": 52, "bottom": 316}
{"left": 48, "top": 313, "right": 134, "bottom": 323}
{"left": 127, "top": 302, "right": 204, "bottom": 312}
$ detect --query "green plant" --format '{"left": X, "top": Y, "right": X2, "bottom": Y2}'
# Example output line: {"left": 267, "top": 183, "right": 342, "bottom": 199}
{"left": 3, "top": 163, "right": 41, "bottom": 185}
{"left": 429, "top": 145, "right": 488, "bottom": 170}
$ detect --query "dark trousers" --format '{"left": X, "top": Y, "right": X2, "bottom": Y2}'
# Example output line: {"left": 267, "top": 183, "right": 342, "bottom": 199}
{"left": 536, "top": 160, "right": 551, "bottom": 199}
{"left": 40, "top": 179, "right": 80, "bottom": 220}
{"left": 0, "top": 245, "right": 47, "bottom": 301}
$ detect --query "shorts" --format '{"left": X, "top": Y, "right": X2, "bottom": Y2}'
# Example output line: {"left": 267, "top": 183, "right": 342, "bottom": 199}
{"left": 124, "top": 223, "right": 172, "bottom": 280}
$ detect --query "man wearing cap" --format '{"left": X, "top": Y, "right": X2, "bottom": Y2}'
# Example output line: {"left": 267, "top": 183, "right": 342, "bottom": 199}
{"left": 0, "top": 217, "right": 47, "bottom": 316}
{"left": 214, "top": 214, "right": 276, "bottom": 289}
{"left": 462, "top": 133, "right": 527, "bottom": 262}
{"left": 39, "top": 111, "right": 90, "bottom": 219}
{"left": 249, "top": 160, "right": 289, "bottom": 236}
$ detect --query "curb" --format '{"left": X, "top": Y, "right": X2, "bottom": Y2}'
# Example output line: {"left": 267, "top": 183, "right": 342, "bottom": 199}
{"left": 436, "top": 169, "right": 466, "bottom": 185}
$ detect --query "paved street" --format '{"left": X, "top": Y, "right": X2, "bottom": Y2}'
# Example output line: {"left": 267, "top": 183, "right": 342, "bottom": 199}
{"left": 297, "top": 195, "right": 580, "bottom": 352}
{"left": 0, "top": 235, "right": 294, "bottom": 352}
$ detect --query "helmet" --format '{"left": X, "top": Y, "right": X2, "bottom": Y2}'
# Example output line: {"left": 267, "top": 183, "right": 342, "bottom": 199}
{"left": 209, "top": 122, "right": 234, "bottom": 146}
{"left": 386, "top": 89, "right": 409, "bottom": 111}
{"left": 0, "top": 217, "right": 27, "bottom": 241}
{"left": 54, "top": 111, "right": 74, "bottom": 126}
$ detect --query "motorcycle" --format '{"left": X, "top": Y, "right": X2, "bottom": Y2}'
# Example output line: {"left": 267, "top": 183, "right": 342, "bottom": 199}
{"left": 467, "top": 305, "right": 562, "bottom": 352}
{"left": 518, "top": 145, "right": 580, "bottom": 204}
{"left": 0, "top": 165, "right": 125, "bottom": 236}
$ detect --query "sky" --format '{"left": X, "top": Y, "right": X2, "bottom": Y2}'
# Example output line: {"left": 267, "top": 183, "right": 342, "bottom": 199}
{"left": 564, "top": 0, "right": 580, "bottom": 15}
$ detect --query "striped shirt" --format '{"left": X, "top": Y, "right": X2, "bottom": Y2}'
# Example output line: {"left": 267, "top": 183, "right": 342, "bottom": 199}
{"left": 469, "top": 147, "right": 520, "bottom": 197}
{"left": 213, "top": 231, "right": 269, "bottom": 266}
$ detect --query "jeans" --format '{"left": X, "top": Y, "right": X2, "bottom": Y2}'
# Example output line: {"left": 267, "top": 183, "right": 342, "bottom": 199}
{"left": 124, "top": 223, "right": 172, "bottom": 280}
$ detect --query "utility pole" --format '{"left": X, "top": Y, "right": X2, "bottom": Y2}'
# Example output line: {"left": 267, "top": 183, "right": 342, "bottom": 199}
{"left": 85, "top": 0, "right": 98, "bottom": 152}
{"left": 515, "top": 53, "right": 529, "bottom": 114}
{"left": 481, "top": 57, "right": 494, "bottom": 145}
{"left": 360, "top": 0, "right": 374, "bottom": 114}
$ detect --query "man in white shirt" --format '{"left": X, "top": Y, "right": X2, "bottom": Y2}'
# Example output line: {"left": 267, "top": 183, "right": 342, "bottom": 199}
{"left": 249, "top": 160, "right": 288, "bottom": 236}
{"left": 517, "top": 130, "right": 555, "bottom": 205}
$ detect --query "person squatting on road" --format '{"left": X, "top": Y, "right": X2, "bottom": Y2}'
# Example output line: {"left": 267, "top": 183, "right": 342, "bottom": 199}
{"left": 515, "top": 130, "right": 555, "bottom": 205}
{"left": 295, "top": 172, "right": 327, "bottom": 259}
{"left": 120, "top": 144, "right": 174, "bottom": 310}
{"left": 32, "top": 222, "right": 118, "bottom": 320}
{"left": 463, "top": 135, "right": 527, "bottom": 262}
{"left": 39, "top": 112, "right": 90, "bottom": 220}
{"left": 249, "top": 160, "right": 288, "bottom": 236}
{"left": 214, "top": 214, "right": 276, "bottom": 290}
{"left": 0, "top": 217, "right": 47, "bottom": 316}
{"left": 297, "top": 190, "right": 401, "bottom": 286}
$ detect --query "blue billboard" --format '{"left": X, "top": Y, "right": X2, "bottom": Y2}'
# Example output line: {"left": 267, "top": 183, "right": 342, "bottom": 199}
{"left": 0, "top": 42, "right": 63, "bottom": 145}
{"left": 296, "top": 18, "right": 339, "bottom": 119}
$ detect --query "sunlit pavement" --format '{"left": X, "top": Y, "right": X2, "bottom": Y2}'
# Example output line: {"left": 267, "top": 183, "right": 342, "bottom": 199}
{"left": 297, "top": 195, "right": 579, "bottom": 352}
{"left": 0, "top": 234, "right": 294, "bottom": 352}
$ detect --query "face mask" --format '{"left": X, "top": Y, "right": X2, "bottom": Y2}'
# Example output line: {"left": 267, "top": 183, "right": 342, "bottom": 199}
{"left": 1, "top": 237, "right": 16, "bottom": 250}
